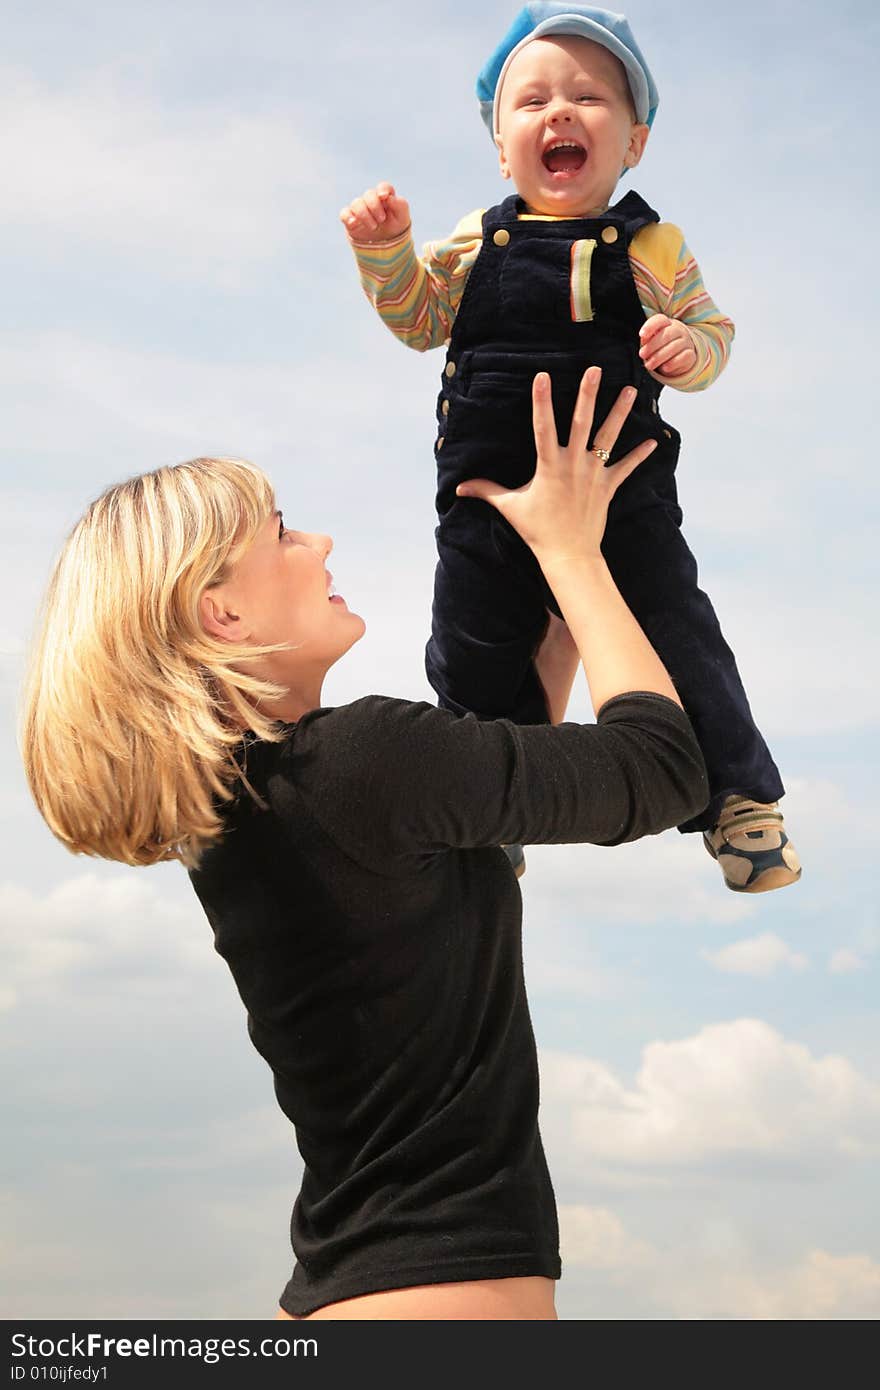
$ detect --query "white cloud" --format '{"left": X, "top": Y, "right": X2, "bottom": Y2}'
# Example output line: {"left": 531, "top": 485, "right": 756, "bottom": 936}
{"left": 556, "top": 1203, "right": 880, "bottom": 1319}
{"left": 540, "top": 1020, "right": 880, "bottom": 1172}
{"left": 0, "top": 1175, "right": 297, "bottom": 1320}
{"left": 124, "top": 1105, "right": 293, "bottom": 1175}
{"left": 525, "top": 953, "right": 616, "bottom": 1001}
{"left": 0, "top": 67, "right": 322, "bottom": 285}
{"left": 652, "top": 1248, "right": 880, "bottom": 1322}
{"left": 517, "top": 703, "right": 878, "bottom": 926}
{"left": 779, "top": 1251, "right": 880, "bottom": 1320}
{"left": 771, "top": 780, "right": 880, "bottom": 907}
{"left": 681, "top": 589, "right": 879, "bottom": 738}
{"left": 523, "top": 834, "right": 755, "bottom": 928}
{"left": 1, "top": 871, "right": 212, "bottom": 1002}
{"left": 0, "top": 330, "right": 311, "bottom": 459}
{"left": 0, "top": 326, "right": 431, "bottom": 469}
{"left": 558, "top": 1204, "right": 653, "bottom": 1271}
{"left": 829, "top": 949, "right": 865, "bottom": 976}
{"left": 783, "top": 777, "right": 877, "bottom": 844}
{"left": 0, "top": 330, "right": 438, "bottom": 683}
{"left": 702, "top": 932, "right": 808, "bottom": 977}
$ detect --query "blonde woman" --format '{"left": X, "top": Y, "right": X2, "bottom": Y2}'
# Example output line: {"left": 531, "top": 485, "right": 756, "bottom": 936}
{"left": 22, "top": 369, "right": 707, "bottom": 1320}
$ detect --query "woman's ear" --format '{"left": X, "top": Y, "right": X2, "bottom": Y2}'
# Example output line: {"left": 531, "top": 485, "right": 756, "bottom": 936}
{"left": 200, "top": 589, "right": 244, "bottom": 642}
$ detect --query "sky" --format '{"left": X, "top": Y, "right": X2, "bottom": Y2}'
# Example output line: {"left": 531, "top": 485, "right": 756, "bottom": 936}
{"left": 1, "top": 0, "right": 878, "bottom": 1321}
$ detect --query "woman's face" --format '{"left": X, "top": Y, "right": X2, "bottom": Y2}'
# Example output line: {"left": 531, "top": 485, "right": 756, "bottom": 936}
{"left": 202, "top": 509, "right": 365, "bottom": 697}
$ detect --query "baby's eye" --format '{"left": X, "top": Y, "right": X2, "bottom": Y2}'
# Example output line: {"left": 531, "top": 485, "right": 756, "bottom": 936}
{"left": 523, "top": 96, "right": 546, "bottom": 107}
{"left": 576, "top": 93, "right": 599, "bottom": 103}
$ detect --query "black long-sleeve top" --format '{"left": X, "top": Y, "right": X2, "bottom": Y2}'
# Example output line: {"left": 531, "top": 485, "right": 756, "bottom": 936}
{"left": 188, "top": 692, "right": 707, "bottom": 1315}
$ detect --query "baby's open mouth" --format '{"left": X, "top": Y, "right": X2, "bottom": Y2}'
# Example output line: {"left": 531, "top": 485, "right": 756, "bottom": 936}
{"left": 542, "top": 140, "right": 587, "bottom": 174}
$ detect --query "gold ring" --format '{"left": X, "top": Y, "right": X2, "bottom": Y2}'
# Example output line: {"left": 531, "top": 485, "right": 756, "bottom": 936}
{"left": 592, "top": 447, "right": 611, "bottom": 464}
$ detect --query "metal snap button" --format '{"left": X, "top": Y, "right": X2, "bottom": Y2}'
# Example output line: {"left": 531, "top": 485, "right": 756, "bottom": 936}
{"left": 493, "top": 228, "right": 510, "bottom": 247}
{"left": 601, "top": 226, "right": 619, "bottom": 244}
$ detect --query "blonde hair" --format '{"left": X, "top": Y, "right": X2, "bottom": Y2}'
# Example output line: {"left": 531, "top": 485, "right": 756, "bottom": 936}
{"left": 20, "top": 457, "right": 287, "bottom": 868}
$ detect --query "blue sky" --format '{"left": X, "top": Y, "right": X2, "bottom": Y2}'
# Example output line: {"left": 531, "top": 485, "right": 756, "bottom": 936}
{"left": 1, "top": 0, "right": 878, "bottom": 1319}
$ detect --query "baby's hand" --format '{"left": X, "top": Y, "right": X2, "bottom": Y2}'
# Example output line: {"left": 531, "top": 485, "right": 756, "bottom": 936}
{"left": 639, "top": 314, "right": 697, "bottom": 377}
{"left": 340, "top": 182, "right": 412, "bottom": 243}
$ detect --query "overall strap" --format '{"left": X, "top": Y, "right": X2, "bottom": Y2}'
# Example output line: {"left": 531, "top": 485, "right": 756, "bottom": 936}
{"left": 481, "top": 196, "right": 522, "bottom": 236}
{"left": 481, "top": 190, "right": 659, "bottom": 243}
{"left": 606, "top": 189, "right": 661, "bottom": 244}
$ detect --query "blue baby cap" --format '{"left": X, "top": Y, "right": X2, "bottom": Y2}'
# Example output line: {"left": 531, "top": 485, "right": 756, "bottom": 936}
{"left": 476, "top": 3, "right": 659, "bottom": 140}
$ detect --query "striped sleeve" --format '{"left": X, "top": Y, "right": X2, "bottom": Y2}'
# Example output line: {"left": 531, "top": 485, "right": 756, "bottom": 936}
{"left": 348, "top": 210, "right": 484, "bottom": 352}
{"left": 629, "top": 222, "right": 735, "bottom": 392}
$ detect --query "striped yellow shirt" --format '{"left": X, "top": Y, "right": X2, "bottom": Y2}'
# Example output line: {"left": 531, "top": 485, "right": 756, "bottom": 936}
{"left": 350, "top": 208, "right": 734, "bottom": 393}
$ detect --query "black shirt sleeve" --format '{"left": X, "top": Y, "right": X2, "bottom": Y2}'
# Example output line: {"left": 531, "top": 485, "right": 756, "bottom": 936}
{"left": 283, "top": 691, "right": 708, "bottom": 871}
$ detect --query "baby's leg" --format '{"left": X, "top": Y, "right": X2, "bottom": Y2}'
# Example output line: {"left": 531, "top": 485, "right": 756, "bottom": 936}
{"left": 425, "top": 504, "right": 551, "bottom": 725}
{"left": 601, "top": 501, "right": 784, "bottom": 834}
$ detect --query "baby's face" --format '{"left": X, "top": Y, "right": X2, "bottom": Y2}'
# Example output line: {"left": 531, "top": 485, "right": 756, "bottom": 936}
{"left": 496, "top": 36, "right": 648, "bottom": 216}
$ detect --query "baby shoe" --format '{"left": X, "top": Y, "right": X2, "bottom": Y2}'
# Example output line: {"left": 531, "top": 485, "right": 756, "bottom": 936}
{"left": 501, "top": 843, "right": 526, "bottom": 879}
{"left": 703, "top": 798, "right": 801, "bottom": 893}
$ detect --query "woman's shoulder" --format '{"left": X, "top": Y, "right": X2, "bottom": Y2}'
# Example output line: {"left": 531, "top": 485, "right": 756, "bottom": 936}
{"left": 236, "top": 696, "right": 474, "bottom": 868}
{"left": 256, "top": 695, "right": 458, "bottom": 777}
{"left": 291, "top": 694, "right": 442, "bottom": 739}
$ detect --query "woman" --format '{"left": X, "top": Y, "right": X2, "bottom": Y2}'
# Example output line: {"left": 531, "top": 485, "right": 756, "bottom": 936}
{"left": 21, "top": 369, "right": 707, "bottom": 1320}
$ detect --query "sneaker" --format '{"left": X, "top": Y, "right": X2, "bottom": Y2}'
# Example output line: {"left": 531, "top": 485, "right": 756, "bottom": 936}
{"left": 703, "top": 798, "right": 801, "bottom": 894}
{"left": 501, "top": 843, "right": 526, "bottom": 879}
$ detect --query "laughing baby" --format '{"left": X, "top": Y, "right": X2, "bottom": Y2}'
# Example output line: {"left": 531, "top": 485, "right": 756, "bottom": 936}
{"left": 341, "top": 3, "right": 801, "bottom": 894}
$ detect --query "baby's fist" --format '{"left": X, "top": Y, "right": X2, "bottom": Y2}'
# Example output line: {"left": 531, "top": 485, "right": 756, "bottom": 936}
{"left": 639, "top": 314, "right": 697, "bottom": 378}
{"left": 340, "top": 182, "right": 411, "bottom": 243}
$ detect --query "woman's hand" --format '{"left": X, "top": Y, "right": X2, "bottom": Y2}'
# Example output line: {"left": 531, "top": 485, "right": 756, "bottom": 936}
{"left": 457, "top": 366, "right": 678, "bottom": 713}
{"left": 339, "top": 182, "right": 411, "bottom": 243}
{"left": 455, "top": 367, "right": 656, "bottom": 570}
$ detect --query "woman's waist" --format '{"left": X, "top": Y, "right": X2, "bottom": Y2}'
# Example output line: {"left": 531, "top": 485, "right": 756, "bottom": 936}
{"left": 282, "top": 1274, "right": 558, "bottom": 1320}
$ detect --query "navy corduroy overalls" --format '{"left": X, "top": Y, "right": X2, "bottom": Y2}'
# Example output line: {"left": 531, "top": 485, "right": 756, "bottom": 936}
{"left": 425, "top": 190, "right": 782, "bottom": 832}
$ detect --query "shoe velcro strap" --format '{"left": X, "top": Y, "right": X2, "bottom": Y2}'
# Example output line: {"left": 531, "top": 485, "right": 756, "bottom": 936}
{"left": 718, "top": 811, "right": 784, "bottom": 841}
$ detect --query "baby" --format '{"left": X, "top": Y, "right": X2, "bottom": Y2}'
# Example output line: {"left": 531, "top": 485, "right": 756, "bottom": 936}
{"left": 341, "top": 3, "right": 800, "bottom": 894}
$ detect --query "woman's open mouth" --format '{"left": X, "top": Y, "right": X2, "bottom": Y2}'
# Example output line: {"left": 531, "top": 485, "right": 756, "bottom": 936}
{"left": 327, "top": 574, "right": 347, "bottom": 606}
{"left": 541, "top": 140, "right": 587, "bottom": 176}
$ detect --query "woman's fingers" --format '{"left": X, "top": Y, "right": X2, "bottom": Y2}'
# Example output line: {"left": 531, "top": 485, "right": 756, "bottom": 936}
{"left": 565, "top": 366, "right": 602, "bottom": 455}
{"left": 601, "top": 437, "right": 657, "bottom": 495}
{"left": 533, "top": 371, "right": 651, "bottom": 472}
{"left": 586, "top": 380, "right": 657, "bottom": 493}
{"left": 455, "top": 478, "right": 514, "bottom": 512}
{"left": 522, "top": 369, "right": 656, "bottom": 503}
{"left": 588, "top": 383, "right": 639, "bottom": 458}
{"left": 531, "top": 372, "right": 564, "bottom": 465}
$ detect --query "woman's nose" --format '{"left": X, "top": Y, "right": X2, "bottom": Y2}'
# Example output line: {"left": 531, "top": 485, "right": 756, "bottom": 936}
{"left": 307, "top": 533, "right": 333, "bottom": 560}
